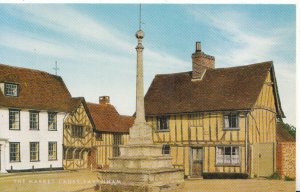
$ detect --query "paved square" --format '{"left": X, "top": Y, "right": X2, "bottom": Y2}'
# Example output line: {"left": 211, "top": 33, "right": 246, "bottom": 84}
{"left": 0, "top": 170, "right": 296, "bottom": 192}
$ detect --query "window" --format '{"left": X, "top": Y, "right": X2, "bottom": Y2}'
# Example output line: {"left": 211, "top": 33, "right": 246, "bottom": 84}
{"left": 162, "top": 144, "right": 170, "bottom": 155}
{"left": 113, "top": 134, "right": 122, "bottom": 157}
{"left": 71, "top": 125, "right": 84, "bottom": 138}
{"left": 216, "top": 146, "right": 240, "bottom": 166}
{"left": 157, "top": 116, "right": 169, "bottom": 131}
{"left": 223, "top": 113, "right": 239, "bottom": 129}
{"left": 9, "top": 142, "right": 20, "bottom": 162}
{"left": 66, "top": 150, "right": 73, "bottom": 160}
{"left": 5, "top": 83, "right": 18, "bottom": 96}
{"left": 30, "top": 142, "right": 39, "bottom": 162}
{"left": 29, "top": 111, "right": 39, "bottom": 130}
{"left": 48, "top": 112, "right": 57, "bottom": 131}
{"left": 48, "top": 142, "right": 57, "bottom": 160}
{"left": 74, "top": 150, "right": 83, "bottom": 159}
{"left": 9, "top": 109, "right": 20, "bottom": 130}
{"left": 95, "top": 132, "right": 103, "bottom": 141}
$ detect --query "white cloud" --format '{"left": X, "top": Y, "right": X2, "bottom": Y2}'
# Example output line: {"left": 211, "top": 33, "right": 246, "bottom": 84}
{"left": 4, "top": 5, "right": 189, "bottom": 70}
{"left": 189, "top": 8, "right": 296, "bottom": 125}
{"left": 1, "top": 5, "right": 189, "bottom": 116}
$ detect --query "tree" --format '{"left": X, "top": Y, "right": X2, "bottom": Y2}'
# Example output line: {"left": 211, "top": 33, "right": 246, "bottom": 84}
{"left": 278, "top": 119, "right": 296, "bottom": 138}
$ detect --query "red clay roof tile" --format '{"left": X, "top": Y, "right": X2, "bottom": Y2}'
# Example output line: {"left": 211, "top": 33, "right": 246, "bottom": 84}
{"left": 0, "top": 64, "right": 73, "bottom": 112}
{"left": 86, "top": 102, "right": 134, "bottom": 133}
{"left": 145, "top": 61, "right": 284, "bottom": 116}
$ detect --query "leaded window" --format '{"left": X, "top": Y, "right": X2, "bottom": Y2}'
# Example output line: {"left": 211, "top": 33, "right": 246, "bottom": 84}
{"left": 9, "top": 142, "right": 20, "bottom": 162}
{"left": 9, "top": 109, "right": 20, "bottom": 130}
{"left": 30, "top": 142, "right": 39, "bottom": 162}
{"left": 48, "top": 112, "right": 57, "bottom": 131}
{"left": 216, "top": 146, "right": 240, "bottom": 166}
{"left": 71, "top": 125, "right": 84, "bottom": 138}
{"left": 48, "top": 142, "right": 57, "bottom": 160}
{"left": 5, "top": 83, "right": 18, "bottom": 96}
{"left": 30, "top": 111, "right": 39, "bottom": 130}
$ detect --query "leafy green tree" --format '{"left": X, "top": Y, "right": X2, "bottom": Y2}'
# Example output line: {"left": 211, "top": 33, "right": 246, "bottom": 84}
{"left": 278, "top": 119, "right": 296, "bottom": 138}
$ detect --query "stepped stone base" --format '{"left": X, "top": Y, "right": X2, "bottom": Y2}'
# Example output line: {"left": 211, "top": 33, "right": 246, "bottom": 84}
{"left": 98, "top": 144, "right": 184, "bottom": 192}
{"left": 99, "top": 168, "right": 184, "bottom": 192}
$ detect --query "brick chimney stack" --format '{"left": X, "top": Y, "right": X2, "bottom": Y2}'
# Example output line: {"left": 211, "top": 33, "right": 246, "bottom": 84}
{"left": 99, "top": 96, "right": 110, "bottom": 104}
{"left": 192, "top": 41, "right": 215, "bottom": 80}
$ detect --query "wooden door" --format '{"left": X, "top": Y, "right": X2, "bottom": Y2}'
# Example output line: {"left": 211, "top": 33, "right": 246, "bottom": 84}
{"left": 87, "top": 149, "right": 97, "bottom": 169}
{"left": 253, "top": 143, "right": 275, "bottom": 177}
{"left": 191, "top": 147, "right": 203, "bottom": 177}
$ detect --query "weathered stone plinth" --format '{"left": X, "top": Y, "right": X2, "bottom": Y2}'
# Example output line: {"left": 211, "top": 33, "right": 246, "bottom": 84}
{"left": 98, "top": 143, "right": 184, "bottom": 192}
{"left": 99, "top": 167, "right": 184, "bottom": 192}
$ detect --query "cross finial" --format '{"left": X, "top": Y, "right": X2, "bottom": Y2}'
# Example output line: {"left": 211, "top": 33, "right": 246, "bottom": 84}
{"left": 53, "top": 61, "right": 59, "bottom": 75}
{"left": 139, "top": 4, "right": 142, "bottom": 30}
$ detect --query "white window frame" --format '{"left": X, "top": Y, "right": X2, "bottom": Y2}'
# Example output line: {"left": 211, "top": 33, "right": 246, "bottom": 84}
{"left": 48, "top": 112, "right": 57, "bottom": 131}
{"left": 9, "top": 142, "right": 20, "bottom": 162}
{"left": 223, "top": 113, "right": 239, "bottom": 130}
{"left": 5, "top": 83, "right": 18, "bottom": 97}
{"left": 29, "top": 111, "right": 39, "bottom": 130}
{"left": 216, "top": 146, "right": 240, "bottom": 166}
{"left": 48, "top": 142, "right": 57, "bottom": 161}
{"left": 30, "top": 142, "right": 39, "bottom": 162}
{"left": 9, "top": 109, "right": 20, "bottom": 130}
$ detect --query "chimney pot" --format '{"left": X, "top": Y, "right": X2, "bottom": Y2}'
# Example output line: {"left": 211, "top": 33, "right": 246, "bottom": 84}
{"left": 195, "top": 41, "right": 201, "bottom": 52}
{"left": 99, "top": 96, "right": 110, "bottom": 104}
{"left": 192, "top": 41, "right": 215, "bottom": 80}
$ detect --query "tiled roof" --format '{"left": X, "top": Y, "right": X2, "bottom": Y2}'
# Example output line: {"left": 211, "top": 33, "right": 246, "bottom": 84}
{"left": 0, "top": 64, "right": 73, "bottom": 112}
{"left": 145, "top": 61, "right": 284, "bottom": 116}
{"left": 86, "top": 102, "right": 134, "bottom": 133}
{"left": 276, "top": 122, "right": 295, "bottom": 142}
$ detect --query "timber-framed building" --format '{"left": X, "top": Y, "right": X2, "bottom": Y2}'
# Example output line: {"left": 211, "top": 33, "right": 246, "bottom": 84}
{"left": 63, "top": 96, "right": 133, "bottom": 170}
{"left": 144, "top": 42, "right": 285, "bottom": 178}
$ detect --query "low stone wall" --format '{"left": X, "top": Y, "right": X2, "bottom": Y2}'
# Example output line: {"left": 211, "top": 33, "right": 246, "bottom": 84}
{"left": 276, "top": 142, "right": 296, "bottom": 178}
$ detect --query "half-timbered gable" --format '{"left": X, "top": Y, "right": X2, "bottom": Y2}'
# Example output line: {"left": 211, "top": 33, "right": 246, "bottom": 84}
{"left": 86, "top": 96, "right": 133, "bottom": 168}
{"left": 63, "top": 97, "right": 95, "bottom": 169}
{"left": 144, "top": 43, "right": 284, "bottom": 178}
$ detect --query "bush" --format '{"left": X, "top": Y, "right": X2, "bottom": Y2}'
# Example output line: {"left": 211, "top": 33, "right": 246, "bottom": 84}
{"left": 202, "top": 172, "right": 249, "bottom": 179}
{"left": 267, "top": 172, "right": 281, "bottom": 180}
{"left": 284, "top": 176, "right": 295, "bottom": 181}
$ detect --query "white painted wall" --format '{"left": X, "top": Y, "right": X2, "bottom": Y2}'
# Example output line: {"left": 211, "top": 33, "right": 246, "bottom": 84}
{"left": 0, "top": 108, "right": 65, "bottom": 173}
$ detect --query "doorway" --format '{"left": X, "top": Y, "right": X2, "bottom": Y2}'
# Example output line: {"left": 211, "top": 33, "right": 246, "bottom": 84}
{"left": 190, "top": 147, "right": 203, "bottom": 177}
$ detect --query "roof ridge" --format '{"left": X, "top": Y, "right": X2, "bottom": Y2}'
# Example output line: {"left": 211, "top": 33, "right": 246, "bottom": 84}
{"left": 0, "top": 63, "right": 60, "bottom": 78}
{"left": 120, "top": 114, "right": 134, "bottom": 118}
{"left": 215, "top": 61, "right": 273, "bottom": 70}
{"left": 154, "top": 61, "right": 272, "bottom": 77}
{"left": 155, "top": 71, "right": 191, "bottom": 77}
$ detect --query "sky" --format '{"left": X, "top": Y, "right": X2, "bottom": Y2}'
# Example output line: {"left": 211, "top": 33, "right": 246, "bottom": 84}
{"left": 0, "top": 4, "right": 296, "bottom": 125}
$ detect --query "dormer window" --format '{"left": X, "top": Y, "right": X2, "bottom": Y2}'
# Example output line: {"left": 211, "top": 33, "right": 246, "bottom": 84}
{"left": 5, "top": 83, "right": 18, "bottom": 97}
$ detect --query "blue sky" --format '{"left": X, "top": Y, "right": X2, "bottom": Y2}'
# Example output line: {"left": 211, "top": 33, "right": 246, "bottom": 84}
{"left": 0, "top": 4, "right": 296, "bottom": 125}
